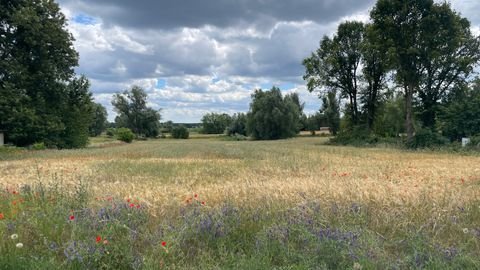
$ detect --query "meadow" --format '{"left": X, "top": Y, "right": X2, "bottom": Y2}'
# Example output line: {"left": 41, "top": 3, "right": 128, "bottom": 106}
{"left": 0, "top": 137, "right": 479, "bottom": 269}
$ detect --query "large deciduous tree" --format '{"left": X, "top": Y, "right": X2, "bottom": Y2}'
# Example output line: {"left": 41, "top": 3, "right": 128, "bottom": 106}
{"left": 370, "top": 0, "right": 480, "bottom": 138}
{"left": 112, "top": 86, "right": 161, "bottom": 138}
{"left": 303, "top": 21, "right": 364, "bottom": 126}
{"left": 370, "top": 0, "right": 432, "bottom": 140}
{"left": 247, "top": 87, "right": 301, "bottom": 140}
{"left": 0, "top": 0, "right": 94, "bottom": 148}
{"left": 417, "top": 2, "right": 480, "bottom": 128}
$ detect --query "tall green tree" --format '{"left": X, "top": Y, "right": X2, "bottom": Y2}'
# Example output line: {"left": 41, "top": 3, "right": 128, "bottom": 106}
{"left": 417, "top": 3, "right": 480, "bottom": 128}
{"left": 303, "top": 21, "right": 364, "bottom": 125}
{"left": 368, "top": 0, "right": 480, "bottom": 139}
{"left": 370, "top": 0, "right": 433, "bottom": 140}
{"left": 0, "top": 0, "right": 94, "bottom": 147}
{"left": 89, "top": 103, "right": 108, "bottom": 136}
{"left": 360, "top": 24, "right": 389, "bottom": 130}
{"left": 247, "top": 87, "right": 301, "bottom": 140}
{"left": 112, "top": 86, "right": 161, "bottom": 138}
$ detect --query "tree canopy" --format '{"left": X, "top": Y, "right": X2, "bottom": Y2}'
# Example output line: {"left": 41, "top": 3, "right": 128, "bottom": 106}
{"left": 0, "top": 0, "right": 94, "bottom": 148}
{"left": 112, "top": 86, "right": 161, "bottom": 138}
{"left": 247, "top": 87, "right": 302, "bottom": 140}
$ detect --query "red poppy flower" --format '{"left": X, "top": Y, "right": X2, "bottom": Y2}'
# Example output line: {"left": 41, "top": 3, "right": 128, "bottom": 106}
{"left": 161, "top": 241, "right": 167, "bottom": 247}
{"left": 129, "top": 203, "right": 135, "bottom": 208}
{"left": 194, "top": 194, "right": 198, "bottom": 198}
{"left": 127, "top": 198, "right": 131, "bottom": 203}
{"left": 0, "top": 213, "right": 4, "bottom": 219}
{"left": 136, "top": 204, "right": 141, "bottom": 209}
{"left": 69, "top": 215, "right": 75, "bottom": 221}
{"left": 96, "top": 236, "right": 102, "bottom": 243}
{"left": 201, "top": 201, "right": 206, "bottom": 206}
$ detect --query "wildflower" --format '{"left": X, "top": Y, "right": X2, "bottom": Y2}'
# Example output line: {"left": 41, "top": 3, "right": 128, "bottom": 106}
{"left": 201, "top": 201, "right": 206, "bottom": 206}
{"left": 129, "top": 203, "right": 135, "bottom": 208}
{"left": 161, "top": 241, "right": 167, "bottom": 247}
{"left": 96, "top": 236, "right": 102, "bottom": 243}
{"left": 16, "top": 243, "right": 23, "bottom": 248}
{"left": 10, "top": 234, "right": 18, "bottom": 240}
{"left": 136, "top": 204, "right": 141, "bottom": 209}
{"left": 0, "top": 213, "right": 4, "bottom": 219}
{"left": 463, "top": 228, "right": 469, "bottom": 234}
{"left": 194, "top": 194, "right": 198, "bottom": 198}
{"left": 69, "top": 215, "right": 75, "bottom": 221}
{"left": 127, "top": 198, "right": 131, "bottom": 203}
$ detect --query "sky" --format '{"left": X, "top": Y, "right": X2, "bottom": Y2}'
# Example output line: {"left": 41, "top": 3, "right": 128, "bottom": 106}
{"left": 56, "top": 0, "right": 480, "bottom": 123}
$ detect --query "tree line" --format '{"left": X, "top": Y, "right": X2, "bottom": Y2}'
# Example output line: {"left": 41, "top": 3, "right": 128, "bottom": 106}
{"left": 303, "top": 0, "right": 480, "bottom": 145}
{"left": 1, "top": 0, "right": 479, "bottom": 148}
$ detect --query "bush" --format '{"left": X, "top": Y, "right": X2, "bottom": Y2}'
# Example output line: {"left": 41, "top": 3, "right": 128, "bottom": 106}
{"left": 330, "top": 126, "right": 379, "bottom": 146}
{"left": 106, "top": 128, "right": 116, "bottom": 137}
{"left": 466, "top": 135, "right": 480, "bottom": 150}
{"left": 31, "top": 142, "right": 47, "bottom": 150}
{"left": 116, "top": 128, "right": 135, "bottom": 143}
{"left": 171, "top": 126, "right": 189, "bottom": 139}
{"left": 406, "top": 129, "right": 449, "bottom": 149}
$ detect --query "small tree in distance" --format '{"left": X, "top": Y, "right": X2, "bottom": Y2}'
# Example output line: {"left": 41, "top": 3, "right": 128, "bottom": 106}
{"left": 112, "top": 86, "right": 161, "bottom": 138}
{"left": 247, "top": 87, "right": 302, "bottom": 140}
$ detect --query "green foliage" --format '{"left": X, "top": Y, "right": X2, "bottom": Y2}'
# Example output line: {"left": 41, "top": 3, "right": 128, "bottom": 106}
{"left": 247, "top": 87, "right": 301, "bottom": 140}
{"left": 89, "top": 103, "right": 108, "bottom": 137}
{"left": 226, "top": 113, "right": 248, "bottom": 136}
{"left": 57, "top": 76, "right": 93, "bottom": 149}
{"left": 201, "top": 113, "right": 232, "bottom": 134}
{"left": 171, "top": 126, "right": 189, "bottom": 139}
{"left": 330, "top": 127, "right": 380, "bottom": 146}
{"left": 106, "top": 128, "right": 116, "bottom": 137}
{"left": 31, "top": 142, "right": 47, "bottom": 150}
{"left": 112, "top": 86, "right": 161, "bottom": 138}
{"left": 322, "top": 91, "right": 340, "bottom": 135}
{"left": 467, "top": 135, "right": 480, "bottom": 150}
{"left": 439, "top": 81, "right": 480, "bottom": 141}
{"left": 374, "top": 94, "right": 405, "bottom": 137}
{"left": 115, "top": 128, "right": 134, "bottom": 143}
{"left": 0, "top": 0, "right": 94, "bottom": 148}
{"left": 406, "top": 129, "right": 449, "bottom": 149}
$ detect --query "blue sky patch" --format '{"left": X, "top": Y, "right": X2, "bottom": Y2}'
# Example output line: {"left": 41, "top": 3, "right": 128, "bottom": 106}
{"left": 156, "top": 79, "right": 166, "bottom": 89}
{"left": 73, "top": 13, "right": 97, "bottom": 25}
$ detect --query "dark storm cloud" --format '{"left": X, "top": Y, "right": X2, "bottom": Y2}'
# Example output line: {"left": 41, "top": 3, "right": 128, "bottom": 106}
{"left": 59, "top": 0, "right": 375, "bottom": 29}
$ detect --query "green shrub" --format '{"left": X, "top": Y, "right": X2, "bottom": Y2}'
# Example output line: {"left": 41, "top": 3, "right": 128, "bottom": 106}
{"left": 330, "top": 126, "right": 379, "bottom": 146}
{"left": 466, "top": 135, "right": 480, "bottom": 150}
{"left": 31, "top": 142, "right": 47, "bottom": 150}
{"left": 116, "top": 128, "right": 135, "bottom": 143}
{"left": 106, "top": 128, "right": 116, "bottom": 137}
{"left": 406, "top": 129, "right": 449, "bottom": 149}
{"left": 171, "top": 126, "right": 189, "bottom": 139}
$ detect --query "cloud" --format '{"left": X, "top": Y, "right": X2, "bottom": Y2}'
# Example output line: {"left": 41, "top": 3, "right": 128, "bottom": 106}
{"left": 59, "top": 0, "right": 375, "bottom": 29}
{"left": 56, "top": 0, "right": 480, "bottom": 122}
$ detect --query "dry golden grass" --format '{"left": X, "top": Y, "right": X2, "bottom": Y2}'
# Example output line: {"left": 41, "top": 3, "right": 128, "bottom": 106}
{"left": 1, "top": 137, "right": 479, "bottom": 214}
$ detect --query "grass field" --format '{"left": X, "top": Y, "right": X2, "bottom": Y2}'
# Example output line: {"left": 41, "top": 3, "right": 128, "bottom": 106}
{"left": 0, "top": 137, "right": 479, "bottom": 269}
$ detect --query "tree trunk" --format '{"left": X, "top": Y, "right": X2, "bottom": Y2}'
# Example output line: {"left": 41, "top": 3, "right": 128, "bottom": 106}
{"left": 405, "top": 84, "right": 415, "bottom": 140}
